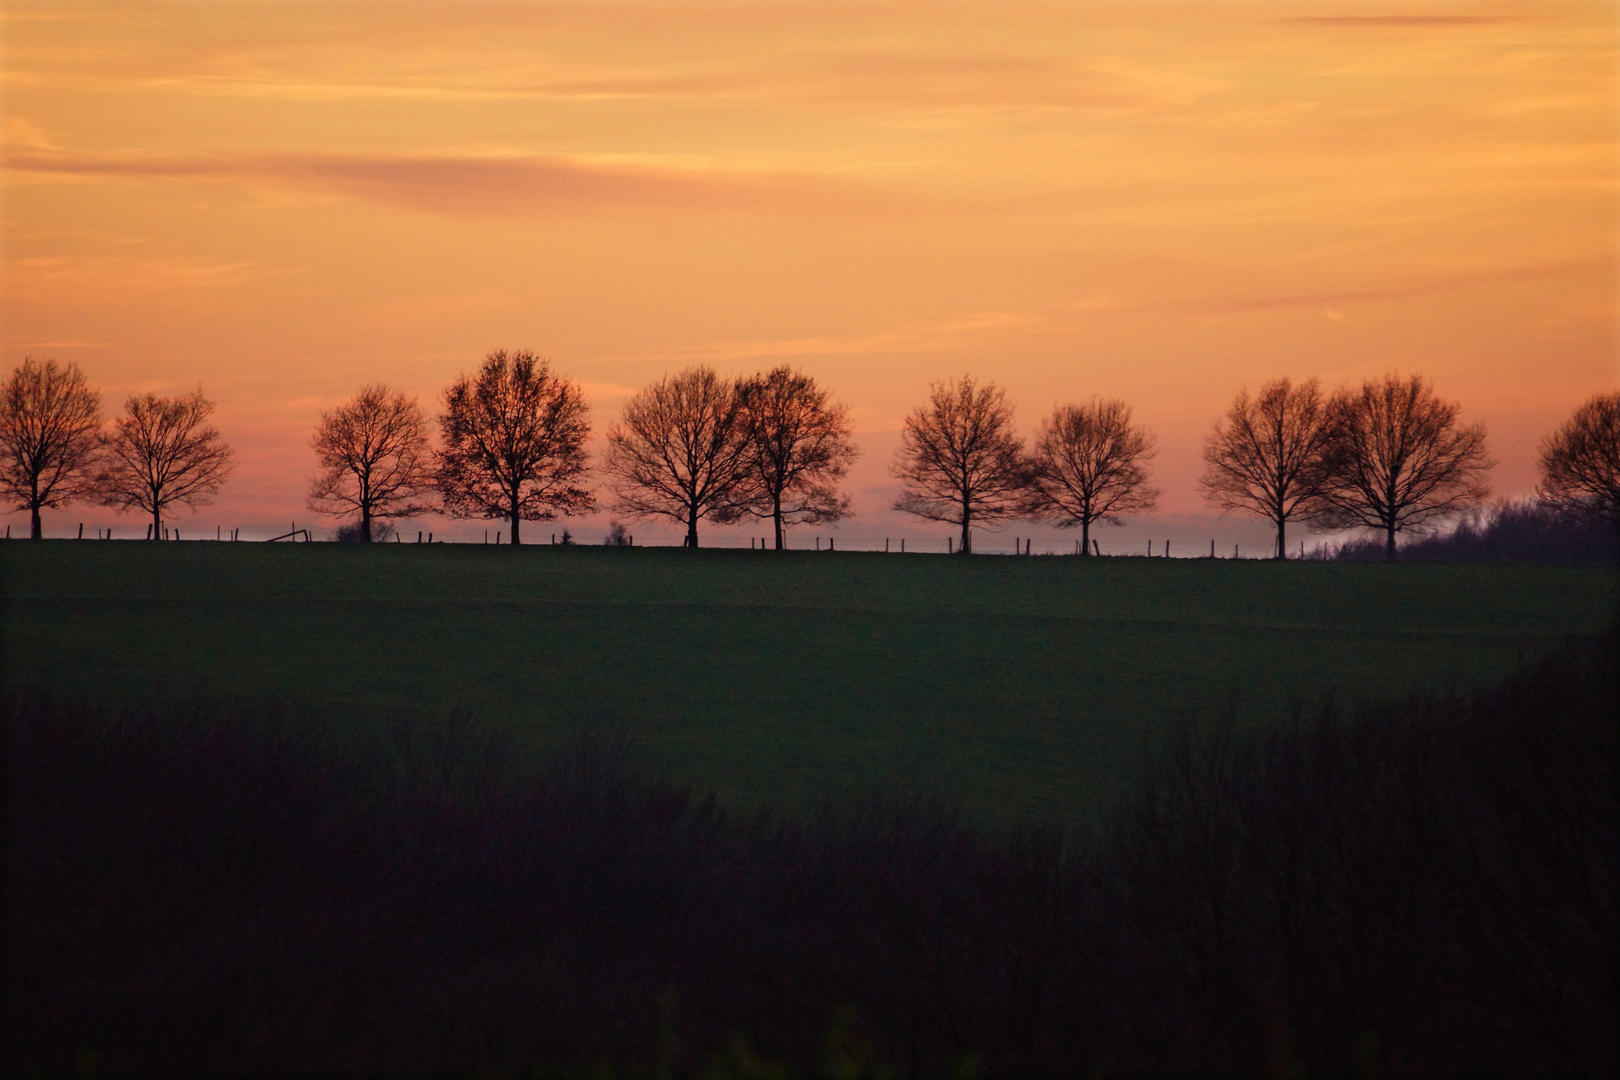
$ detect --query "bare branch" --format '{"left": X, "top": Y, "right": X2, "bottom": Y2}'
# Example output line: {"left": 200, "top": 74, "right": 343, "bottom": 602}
{"left": 0, "top": 357, "right": 104, "bottom": 539}
{"left": 308, "top": 384, "right": 436, "bottom": 541}
{"left": 1031, "top": 398, "right": 1159, "bottom": 555}
{"left": 602, "top": 367, "right": 757, "bottom": 548}
{"left": 1311, "top": 373, "right": 1493, "bottom": 559}
{"left": 436, "top": 351, "right": 595, "bottom": 545}
{"left": 98, "top": 389, "right": 235, "bottom": 537}
{"left": 1538, "top": 391, "right": 1620, "bottom": 528}
{"left": 1199, "top": 378, "right": 1331, "bottom": 560}
{"left": 890, "top": 375, "right": 1030, "bottom": 554}
{"left": 737, "top": 365, "right": 858, "bottom": 549}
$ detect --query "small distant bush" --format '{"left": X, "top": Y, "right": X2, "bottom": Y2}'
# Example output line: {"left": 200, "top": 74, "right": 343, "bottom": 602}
{"left": 1313, "top": 498, "right": 1617, "bottom": 565}
{"left": 330, "top": 520, "right": 398, "bottom": 543}
{"left": 605, "top": 521, "right": 630, "bottom": 546}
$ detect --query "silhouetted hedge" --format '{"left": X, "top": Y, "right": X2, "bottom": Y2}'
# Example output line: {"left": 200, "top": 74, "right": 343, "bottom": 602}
{"left": 5, "top": 635, "right": 1615, "bottom": 1075}
{"left": 1317, "top": 498, "right": 1618, "bottom": 565}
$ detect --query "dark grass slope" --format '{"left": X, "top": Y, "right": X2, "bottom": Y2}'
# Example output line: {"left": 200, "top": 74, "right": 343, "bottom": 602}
{"left": 5, "top": 634, "right": 1615, "bottom": 1076}
{"left": 4, "top": 541, "right": 1612, "bottom": 822}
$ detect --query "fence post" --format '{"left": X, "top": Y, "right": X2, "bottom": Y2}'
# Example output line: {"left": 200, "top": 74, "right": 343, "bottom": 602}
{"left": 1164, "top": 540, "right": 1169, "bottom": 558}
{"left": 1234, "top": 544, "right": 1239, "bottom": 558}
{"left": 947, "top": 536, "right": 952, "bottom": 554}
{"left": 1093, "top": 539, "right": 1100, "bottom": 556}
{"left": 901, "top": 538, "right": 905, "bottom": 553}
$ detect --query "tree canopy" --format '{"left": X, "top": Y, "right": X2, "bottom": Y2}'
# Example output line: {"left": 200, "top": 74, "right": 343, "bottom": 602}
{"left": 0, "top": 357, "right": 104, "bottom": 539}
{"left": 891, "top": 375, "right": 1029, "bottom": 554}
{"left": 437, "top": 351, "right": 594, "bottom": 545}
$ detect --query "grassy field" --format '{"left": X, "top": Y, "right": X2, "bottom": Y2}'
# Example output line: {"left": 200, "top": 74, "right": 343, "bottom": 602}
{"left": 3, "top": 541, "right": 1613, "bottom": 821}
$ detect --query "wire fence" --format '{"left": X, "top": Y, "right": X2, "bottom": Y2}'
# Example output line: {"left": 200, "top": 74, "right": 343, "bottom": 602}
{"left": 6, "top": 519, "right": 1294, "bottom": 558}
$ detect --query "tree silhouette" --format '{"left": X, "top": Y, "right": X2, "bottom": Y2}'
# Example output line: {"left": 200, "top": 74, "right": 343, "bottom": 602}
{"left": 738, "top": 366, "right": 858, "bottom": 550}
{"left": 308, "top": 385, "right": 435, "bottom": 543}
{"left": 604, "top": 367, "right": 756, "bottom": 548}
{"left": 1030, "top": 398, "right": 1159, "bottom": 556}
{"left": 1538, "top": 391, "right": 1620, "bottom": 530}
{"left": 0, "top": 358, "right": 103, "bottom": 539}
{"left": 437, "top": 351, "right": 594, "bottom": 545}
{"left": 1313, "top": 373, "right": 1492, "bottom": 560}
{"left": 99, "top": 390, "right": 235, "bottom": 538}
{"left": 1199, "top": 378, "right": 1332, "bottom": 561}
{"left": 891, "top": 376, "right": 1029, "bottom": 554}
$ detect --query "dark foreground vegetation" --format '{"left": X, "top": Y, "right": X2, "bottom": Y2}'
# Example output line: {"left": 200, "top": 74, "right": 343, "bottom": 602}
{"left": 6, "top": 632, "right": 1615, "bottom": 1076}
{"left": 1319, "top": 498, "right": 1619, "bottom": 566}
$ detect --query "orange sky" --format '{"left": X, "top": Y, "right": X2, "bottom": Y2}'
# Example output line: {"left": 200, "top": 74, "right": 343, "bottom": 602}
{"left": 3, "top": 0, "right": 1615, "bottom": 543}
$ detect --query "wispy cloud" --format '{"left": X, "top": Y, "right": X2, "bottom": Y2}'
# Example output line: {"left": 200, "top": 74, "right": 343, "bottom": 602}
{"left": 1191, "top": 257, "right": 1613, "bottom": 317}
{"left": 588, "top": 309, "right": 1037, "bottom": 368}
{"left": 3, "top": 145, "right": 889, "bottom": 218}
{"left": 1281, "top": 15, "right": 1537, "bottom": 29}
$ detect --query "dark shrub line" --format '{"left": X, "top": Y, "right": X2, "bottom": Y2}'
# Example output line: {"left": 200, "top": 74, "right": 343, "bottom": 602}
{"left": 1316, "top": 498, "right": 1618, "bottom": 566}
{"left": 5, "top": 640, "right": 1615, "bottom": 1075}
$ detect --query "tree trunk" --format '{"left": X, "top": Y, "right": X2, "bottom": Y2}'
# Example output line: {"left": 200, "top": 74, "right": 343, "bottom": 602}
{"left": 1275, "top": 516, "right": 1287, "bottom": 561}
{"left": 510, "top": 504, "right": 521, "bottom": 546}
{"left": 152, "top": 507, "right": 162, "bottom": 540}
{"left": 360, "top": 505, "right": 373, "bottom": 543}
{"left": 30, "top": 504, "right": 42, "bottom": 540}
{"left": 1385, "top": 523, "right": 1397, "bottom": 561}
{"left": 1080, "top": 517, "right": 1091, "bottom": 556}
{"left": 960, "top": 512, "right": 972, "bottom": 555}
{"left": 773, "top": 497, "right": 784, "bottom": 551}
{"left": 687, "top": 507, "right": 700, "bottom": 549}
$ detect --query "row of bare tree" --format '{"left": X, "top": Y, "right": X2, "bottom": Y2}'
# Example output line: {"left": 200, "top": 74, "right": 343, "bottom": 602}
{"left": 4, "top": 354, "right": 1618, "bottom": 554}
{"left": 0, "top": 362, "right": 234, "bottom": 539}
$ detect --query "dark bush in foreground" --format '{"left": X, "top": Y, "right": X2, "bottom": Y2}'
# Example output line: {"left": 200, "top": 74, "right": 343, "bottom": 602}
{"left": 1317, "top": 498, "right": 1618, "bottom": 565}
{"left": 5, "top": 638, "right": 1615, "bottom": 1075}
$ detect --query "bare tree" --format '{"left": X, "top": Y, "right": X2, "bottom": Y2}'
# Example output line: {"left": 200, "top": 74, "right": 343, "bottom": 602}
{"left": 437, "top": 351, "right": 594, "bottom": 545}
{"left": 1538, "top": 391, "right": 1620, "bottom": 529}
{"left": 99, "top": 389, "right": 235, "bottom": 538}
{"left": 891, "top": 375, "right": 1030, "bottom": 554}
{"left": 308, "top": 384, "right": 435, "bottom": 543}
{"left": 1030, "top": 398, "right": 1159, "bottom": 556}
{"left": 1313, "top": 373, "right": 1493, "bottom": 560}
{"left": 738, "top": 365, "right": 858, "bottom": 550}
{"left": 0, "top": 357, "right": 104, "bottom": 539}
{"left": 1199, "top": 378, "right": 1332, "bottom": 561}
{"left": 603, "top": 367, "right": 756, "bottom": 548}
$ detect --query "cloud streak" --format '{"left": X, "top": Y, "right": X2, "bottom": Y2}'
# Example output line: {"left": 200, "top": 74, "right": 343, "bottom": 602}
{"left": 3, "top": 146, "right": 885, "bottom": 218}
{"left": 1281, "top": 15, "right": 1537, "bottom": 29}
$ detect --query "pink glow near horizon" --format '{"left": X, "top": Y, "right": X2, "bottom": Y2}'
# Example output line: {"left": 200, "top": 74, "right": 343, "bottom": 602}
{"left": 3, "top": 1, "right": 1615, "bottom": 545}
